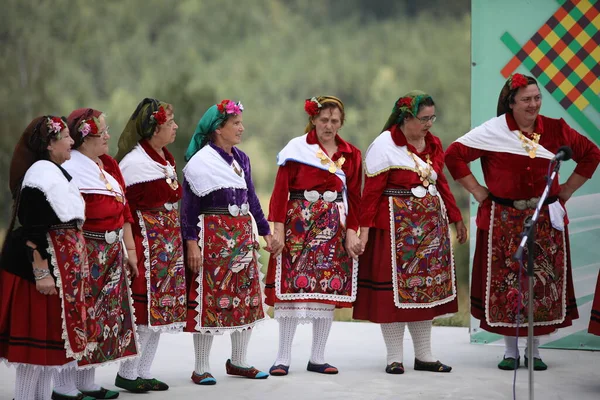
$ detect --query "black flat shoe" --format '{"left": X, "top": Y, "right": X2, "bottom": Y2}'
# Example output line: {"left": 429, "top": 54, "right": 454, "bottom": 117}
{"left": 414, "top": 358, "right": 452, "bottom": 372}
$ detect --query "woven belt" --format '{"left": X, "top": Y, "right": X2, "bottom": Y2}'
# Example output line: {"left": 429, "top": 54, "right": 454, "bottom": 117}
{"left": 289, "top": 190, "right": 343, "bottom": 202}
{"left": 83, "top": 228, "right": 124, "bottom": 244}
{"left": 382, "top": 189, "right": 412, "bottom": 197}
{"left": 490, "top": 194, "right": 558, "bottom": 211}
{"left": 383, "top": 185, "right": 438, "bottom": 199}
{"left": 49, "top": 222, "right": 79, "bottom": 230}
{"left": 142, "top": 202, "right": 179, "bottom": 212}
{"left": 201, "top": 203, "right": 250, "bottom": 217}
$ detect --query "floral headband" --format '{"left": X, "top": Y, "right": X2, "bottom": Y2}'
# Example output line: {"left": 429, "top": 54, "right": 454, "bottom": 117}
{"left": 217, "top": 99, "right": 244, "bottom": 116}
{"left": 394, "top": 96, "right": 420, "bottom": 117}
{"left": 304, "top": 97, "right": 322, "bottom": 116}
{"left": 150, "top": 106, "right": 168, "bottom": 125}
{"left": 509, "top": 73, "right": 529, "bottom": 90}
{"left": 78, "top": 117, "right": 99, "bottom": 138}
{"left": 46, "top": 116, "right": 66, "bottom": 137}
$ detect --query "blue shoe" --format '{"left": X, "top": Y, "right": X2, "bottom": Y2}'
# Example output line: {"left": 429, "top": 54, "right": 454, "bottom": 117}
{"left": 191, "top": 371, "right": 217, "bottom": 385}
{"left": 225, "top": 359, "right": 268, "bottom": 379}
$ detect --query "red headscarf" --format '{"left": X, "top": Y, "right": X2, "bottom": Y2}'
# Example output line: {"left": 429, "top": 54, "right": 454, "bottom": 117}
{"left": 67, "top": 108, "right": 103, "bottom": 149}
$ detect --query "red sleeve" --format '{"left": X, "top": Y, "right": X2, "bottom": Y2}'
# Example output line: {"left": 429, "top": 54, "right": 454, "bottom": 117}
{"left": 562, "top": 119, "right": 600, "bottom": 178}
{"left": 101, "top": 155, "right": 134, "bottom": 224}
{"left": 345, "top": 148, "right": 362, "bottom": 231}
{"left": 359, "top": 171, "right": 389, "bottom": 228}
{"left": 445, "top": 141, "right": 487, "bottom": 181}
{"left": 268, "top": 163, "right": 292, "bottom": 224}
{"left": 436, "top": 169, "right": 462, "bottom": 224}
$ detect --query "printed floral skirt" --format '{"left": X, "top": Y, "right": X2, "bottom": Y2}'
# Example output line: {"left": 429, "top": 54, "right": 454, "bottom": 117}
{"left": 265, "top": 199, "right": 357, "bottom": 308}
{"left": 185, "top": 213, "right": 265, "bottom": 334}
{"left": 78, "top": 236, "right": 138, "bottom": 367}
{"left": 132, "top": 208, "right": 186, "bottom": 331}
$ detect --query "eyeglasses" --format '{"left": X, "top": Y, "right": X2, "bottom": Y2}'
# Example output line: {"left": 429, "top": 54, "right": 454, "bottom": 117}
{"left": 417, "top": 115, "right": 436, "bottom": 124}
{"left": 88, "top": 126, "right": 110, "bottom": 138}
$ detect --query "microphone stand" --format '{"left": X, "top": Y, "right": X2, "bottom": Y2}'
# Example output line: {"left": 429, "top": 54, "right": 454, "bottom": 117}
{"left": 513, "top": 158, "right": 563, "bottom": 400}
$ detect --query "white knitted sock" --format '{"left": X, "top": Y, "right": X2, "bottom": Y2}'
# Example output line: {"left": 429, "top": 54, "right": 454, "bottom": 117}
{"left": 75, "top": 368, "right": 100, "bottom": 391}
{"left": 15, "top": 364, "right": 41, "bottom": 400}
{"left": 381, "top": 322, "right": 406, "bottom": 364}
{"left": 504, "top": 335, "right": 520, "bottom": 359}
{"left": 53, "top": 365, "right": 80, "bottom": 396}
{"left": 193, "top": 333, "right": 214, "bottom": 374}
{"left": 35, "top": 366, "right": 53, "bottom": 400}
{"left": 138, "top": 329, "right": 161, "bottom": 379}
{"left": 525, "top": 337, "right": 541, "bottom": 359}
{"left": 118, "top": 324, "right": 152, "bottom": 380}
{"left": 310, "top": 315, "right": 333, "bottom": 364}
{"left": 273, "top": 317, "right": 299, "bottom": 366}
{"left": 230, "top": 329, "right": 252, "bottom": 368}
{"left": 408, "top": 320, "right": 436, "bottom": 362}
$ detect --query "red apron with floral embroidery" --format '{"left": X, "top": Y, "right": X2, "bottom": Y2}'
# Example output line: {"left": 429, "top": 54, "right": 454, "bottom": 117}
{"left": 138, "top": 208, "right": 187, "bottom": 330}
{"left": 187, "top": 214, "right": 265, "bottom": 332}
{"left": 275, "top": 199, "right": 357, "bottom": 302}
{"left": 78, "top": 238, "right": 138, "bottom": 367}
{"left": 389, "top": 195, "right": 456, "bottom": 308}
{"left": 486, "top": 202, "right": 567, "bottom": 327}
{"left": 47, "top": 228, "right": 97, "bottom": 360}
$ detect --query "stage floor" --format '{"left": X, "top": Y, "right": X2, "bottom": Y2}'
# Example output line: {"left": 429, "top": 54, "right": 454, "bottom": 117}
{"left": 1, "top": 319, "right": 598, "bottom": 400}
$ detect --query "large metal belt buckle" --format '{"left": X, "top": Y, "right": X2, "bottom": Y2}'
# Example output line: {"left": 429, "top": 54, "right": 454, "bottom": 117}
{"left": 428, "top": 184, "right": 438, "bottom": 197}
{"left": 104, "top": 229, "right": 122, "bottom": 244}
{"left": 164, "top": 202, "right": 179, "bottom": 211}
{"left": 526, "top": 197, "right": 539, "bottom": 209}
{"left": 322, "top": 190, "right": 338, "bottom": 202}
{"left": 228, "top": 203, "right": 250, "bottom": 217}
{"left": 240, "top": 203, "right": 250, "bottom": 215}
{"left": 410, "top": 186, "right": 427, "bottom": 198}
{"left": 303, "top": 190, "right": 320, "bottom": 202}
{"left": 228, "top": 204, "right": 241, "bottom": 216}
{"left": 513, "top": 200, "right": 527, "bottom": 211}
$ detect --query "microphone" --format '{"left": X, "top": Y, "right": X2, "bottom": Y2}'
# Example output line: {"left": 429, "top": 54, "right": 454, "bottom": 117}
{"left": 551, "top": 146, "right": 572, "bottom": 162}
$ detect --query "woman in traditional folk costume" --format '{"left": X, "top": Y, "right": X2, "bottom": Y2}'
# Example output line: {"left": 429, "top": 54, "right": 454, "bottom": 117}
{"left": 353, "top": 91, "right": 466, "bottom": 374}
{"left": 115, "top": 98, "right": 185, "bottom": 392}
{"left": 57, "top": 108, "right": 139, "bottom": 399}
{"left": 182, "top": 100, "right": 272, "bottom": 385}
{"left": 0, "top": 116, "right": 96, "bottom": 400}
{"left": 446, "top": 74, "right": 600, "bottom": 370}
{"left": 265, "top": 96, "right": 362, "bottom": 376}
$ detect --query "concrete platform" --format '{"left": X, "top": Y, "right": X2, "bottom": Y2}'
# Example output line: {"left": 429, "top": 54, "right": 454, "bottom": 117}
{"left": 1, "top": 319, "right": 598, "bottom": 400}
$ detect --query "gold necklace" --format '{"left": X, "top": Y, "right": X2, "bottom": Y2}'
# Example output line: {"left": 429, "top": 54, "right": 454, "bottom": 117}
{"left": 408, "top": 151, "right": 434, "bottom": 187}
{"left": 316, "top": 149, "right": 345, "bottom": 173}
{"left": 164, "top": 163, "right": 179, "bottom": 190}
{"left": 98, "top": 168, "right": 124, "bottom": 203}
{"left": 518, "top": 131, "right": 541, "bottom": 158}
{"left": 232, "top": 160, "right": 243, "bottom": 177}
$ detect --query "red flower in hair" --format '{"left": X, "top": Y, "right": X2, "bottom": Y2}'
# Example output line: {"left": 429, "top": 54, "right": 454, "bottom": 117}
{"left": 304, "top": 97, "right": 322, "bottom": 116}
{"left": 217, "top": 99, "right": 230, "bottom": 114}
{"left": 47, "top": 117, "right": 66, "bottom": 135}
{"left": 510, "top": 73, "right": 528, "bottom": 90}
{"left": 152, "top": 106, "right": 168, "bottom": 125}
{"left": 397, "top": 97, "right": 413, "bottom": 109}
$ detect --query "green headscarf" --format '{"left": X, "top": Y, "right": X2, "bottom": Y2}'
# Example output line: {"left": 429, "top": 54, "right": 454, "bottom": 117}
{"left": 184, "top": 99, "right": 244, "bottom": 161}
{"left": 381, "top": 90, "right": 433, "bottom": 132}
{"left": 116, "top": 98, "right": 169, "bottom": 161}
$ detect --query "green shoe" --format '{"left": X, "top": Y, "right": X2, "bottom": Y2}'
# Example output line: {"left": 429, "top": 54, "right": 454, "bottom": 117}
{"left": 141, "top": 378, "right": 169, "bottom": 391}
{"left": 80, "top": 387, "right": 119, "bottom": 399}
{"left": 498, "top": 356, "right": 520, "bottom": 370}
{"left": 114, "top": 374, "right": 150, "bottom": 393}
{"left": 525, "top": 357, "right": 548, "bottom": 371}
